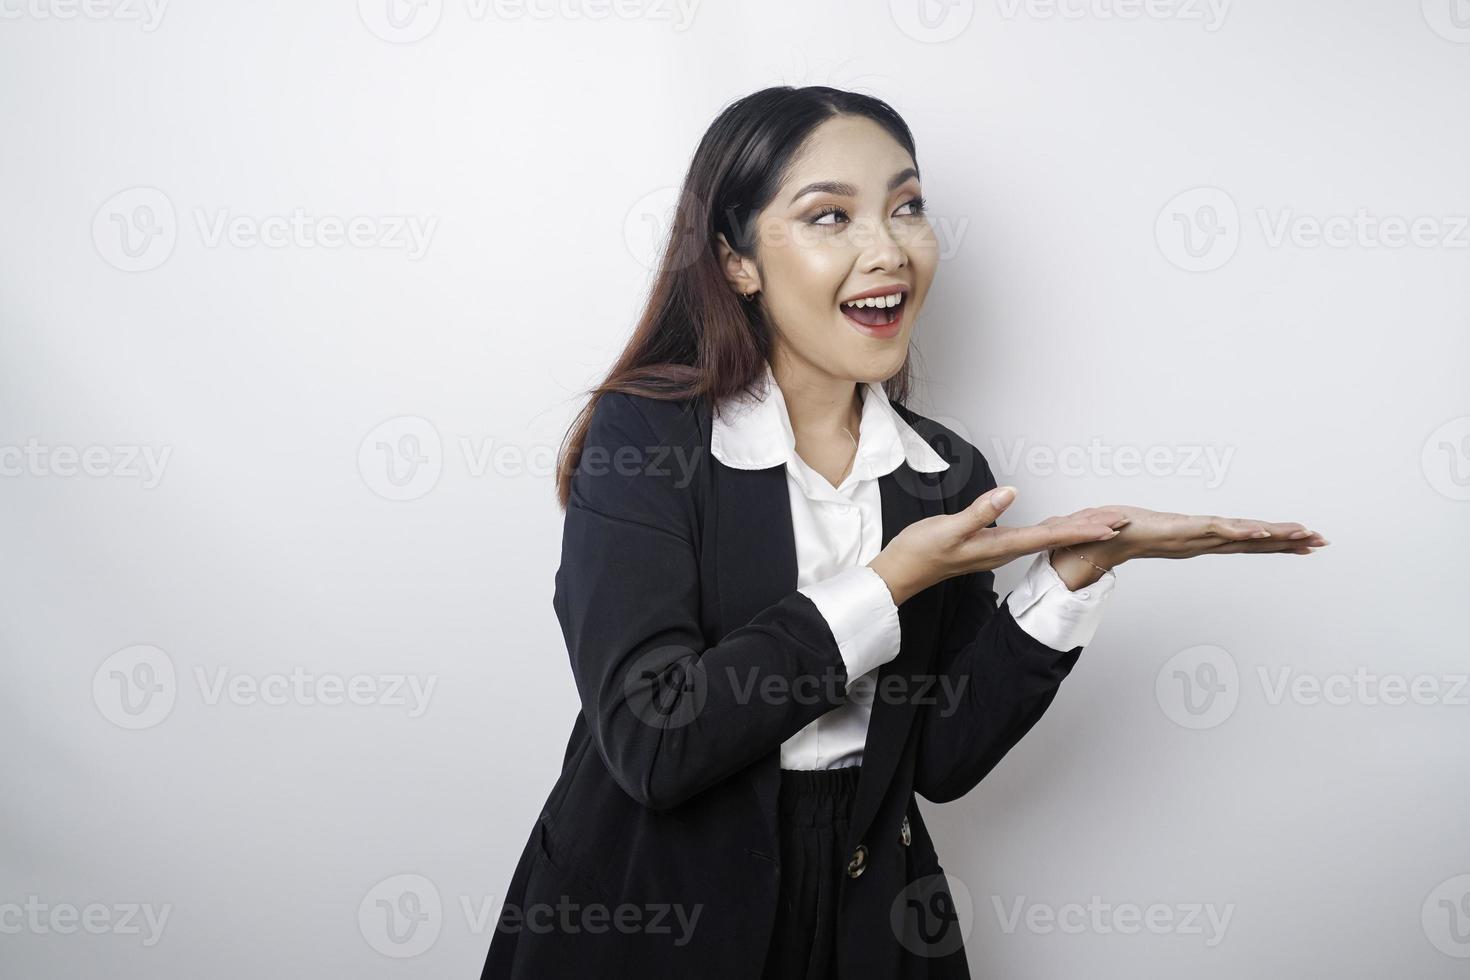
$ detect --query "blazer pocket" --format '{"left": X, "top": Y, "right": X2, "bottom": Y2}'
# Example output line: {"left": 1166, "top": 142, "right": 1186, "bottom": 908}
{"left": 535, "top": 813, "right": 616, "bottom": 903}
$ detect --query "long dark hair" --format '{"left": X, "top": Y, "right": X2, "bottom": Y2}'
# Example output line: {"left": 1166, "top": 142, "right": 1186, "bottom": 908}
{"left": 555, "top": 85, "right": 922, "bottom": 509}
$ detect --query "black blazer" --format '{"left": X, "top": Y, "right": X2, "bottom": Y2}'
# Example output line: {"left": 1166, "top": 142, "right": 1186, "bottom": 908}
{"left": 481, "top": 388, "right": 1085, "bottom": 980}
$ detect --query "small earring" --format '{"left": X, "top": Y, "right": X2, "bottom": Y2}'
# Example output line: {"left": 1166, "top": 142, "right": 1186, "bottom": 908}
{"left": 742, "top": 290, "right": 757, "bottom": 302}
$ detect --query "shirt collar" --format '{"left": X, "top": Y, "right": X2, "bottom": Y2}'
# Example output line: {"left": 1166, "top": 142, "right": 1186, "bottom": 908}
{"left": 710, "top": 361, "right": 950, "bottom": 487}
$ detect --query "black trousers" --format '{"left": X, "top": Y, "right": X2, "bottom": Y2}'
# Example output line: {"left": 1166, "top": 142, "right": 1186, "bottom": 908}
{"left": 760, "top": 764, "right": 863, "bottom": 980}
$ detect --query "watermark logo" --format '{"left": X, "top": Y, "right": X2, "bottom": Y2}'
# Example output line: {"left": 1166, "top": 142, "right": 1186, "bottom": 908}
{"left": 1159, "top": 188, "right": 1470, "bottom": 270}
{"left": 93, "top": 644, "right": 177, "bottom": 730}
{"left": 624, "top": 186, "right": 693, "bottom": 273}
{"left": 623, "top": 645, "right": 708, "bottom": 730}
{"left": 92, "top": 646, "right": 438, "bottom": 728}
{"left": 1155, "top": 644, "right": 1239, "bottom": 730}
{"left": 889, "top": 0, "right": 976, "bottom": 43}
{"left": 359, "top": 416, "right": 444, "bottom": 501}
{"left": 1158, "top": 653, "right": 1468, "bottom": 724}
{"left": 1422, "top": 874, "right": 1470, "bottom": 957}
{"left": 93, "top": 187, "right": 177, "bottom": 273}
{"left": 358, "top": 0, "right": 443, "bottom": 42}
{"left": 1422, "top": 0, "right": 1470, "bottom": 43}
{"left": 92, "top": 188, "right": 438, "bottom": 271}
{"left": 1155, "top": 187, "right": 1239, "bottom": 272}
{"left": 356, "top": 416, "right": 703, "bottom": 500}
{"left": 892, "top": 872, "right": 973, "bottom": 958}
{"left": 1422, "top": 416, "right": 1470, "bottom": 501}
{"left": 892, "top": 411, "right": 978, "bottom": 504}
{"left": 360, "top": 873, "right": 443, "bottom": 957}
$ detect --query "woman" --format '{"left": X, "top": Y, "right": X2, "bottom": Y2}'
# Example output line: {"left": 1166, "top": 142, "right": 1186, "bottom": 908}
{"left": 480, "top": 86, "right": 1326, "bottom": 980}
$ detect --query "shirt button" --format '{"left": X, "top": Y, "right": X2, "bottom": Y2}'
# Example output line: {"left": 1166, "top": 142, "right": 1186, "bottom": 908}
{"left": 846, "top": 844, "right": 868, "bottom": 878}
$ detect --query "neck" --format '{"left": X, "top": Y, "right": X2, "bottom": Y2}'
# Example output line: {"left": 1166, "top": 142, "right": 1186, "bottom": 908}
{"left": 769, "top": 350, "right": 863, "bottom": 444}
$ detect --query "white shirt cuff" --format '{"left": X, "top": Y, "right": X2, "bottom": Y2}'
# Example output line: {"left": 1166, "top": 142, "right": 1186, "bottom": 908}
{"left": 1005, "top": 550, "right": 1116, "bottom": 651}
{"left": 798, "top": 565, "right": 903, "bottom": 691}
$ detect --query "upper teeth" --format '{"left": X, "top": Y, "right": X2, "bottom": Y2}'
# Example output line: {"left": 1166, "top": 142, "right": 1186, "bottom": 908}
{"left": 843, "top": 293, "right": 903, "bottom": 309}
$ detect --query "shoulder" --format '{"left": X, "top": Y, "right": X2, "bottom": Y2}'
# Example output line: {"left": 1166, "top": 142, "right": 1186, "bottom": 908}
{"left": 573, "top": 391, "right": 709, "bottom": 524}
{"left": 586, "top": 389, "right": 707, "bottom": 452}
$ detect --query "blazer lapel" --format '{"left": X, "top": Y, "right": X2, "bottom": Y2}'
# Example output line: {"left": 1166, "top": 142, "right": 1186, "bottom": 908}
{"left": 706, "top": 412, "right": 945, "bottom": 850}
{"left": 710, "top": 456, "right": 796, "bottom": 846}
{"left": 843, "top": 465, "right": 944, "bottom": 846}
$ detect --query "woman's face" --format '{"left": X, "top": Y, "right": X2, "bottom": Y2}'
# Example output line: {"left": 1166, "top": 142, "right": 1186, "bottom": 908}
{"left": 727, "top": 113, "right": 940, "bottom": 385}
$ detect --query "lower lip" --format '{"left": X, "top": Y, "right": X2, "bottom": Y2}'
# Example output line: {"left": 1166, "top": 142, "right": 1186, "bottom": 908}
{"left": 840, "top": 298, "right": 906, "bottom": 339}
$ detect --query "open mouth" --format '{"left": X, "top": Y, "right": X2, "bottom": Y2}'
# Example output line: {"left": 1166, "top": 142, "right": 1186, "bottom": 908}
{"left": 840, "top": 290, "right": 906, "bottom": 329}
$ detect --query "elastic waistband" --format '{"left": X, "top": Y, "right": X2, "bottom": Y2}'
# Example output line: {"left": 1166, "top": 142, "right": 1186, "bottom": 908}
{"left": 777, "top": 764, "right": 862, "bottom": 806}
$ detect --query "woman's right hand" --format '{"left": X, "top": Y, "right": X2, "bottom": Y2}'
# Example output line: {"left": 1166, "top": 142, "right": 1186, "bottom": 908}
{"left": 867, "top": 486, "right": 1128, "bottom": 606}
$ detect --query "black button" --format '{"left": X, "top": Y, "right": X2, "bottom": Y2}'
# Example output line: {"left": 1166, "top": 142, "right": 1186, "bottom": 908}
{"left": 846, "top": 844, "right": 868, "bottom": 878}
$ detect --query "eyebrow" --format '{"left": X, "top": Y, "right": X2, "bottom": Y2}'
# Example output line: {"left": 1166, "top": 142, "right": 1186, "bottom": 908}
{"left": 787, "top": 167, "right": 920, "bottom": 205}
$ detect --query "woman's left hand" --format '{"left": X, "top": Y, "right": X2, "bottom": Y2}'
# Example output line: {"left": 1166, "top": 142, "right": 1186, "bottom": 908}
{"left": 1074, "top": 505, "right": 1330, "bottom": 569}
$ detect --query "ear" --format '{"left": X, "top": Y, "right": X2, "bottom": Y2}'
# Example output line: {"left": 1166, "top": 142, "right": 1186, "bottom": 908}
{"left": 714, "top": 232, "right": 759, "bottom": 298}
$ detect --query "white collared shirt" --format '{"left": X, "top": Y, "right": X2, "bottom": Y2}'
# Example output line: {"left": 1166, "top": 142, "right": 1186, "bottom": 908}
{"left": 710, "top": 361, "right": 1116, "bottom": 770}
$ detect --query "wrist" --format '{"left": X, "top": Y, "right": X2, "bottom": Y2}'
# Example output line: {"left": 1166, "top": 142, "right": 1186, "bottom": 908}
{"left": 1093, "top": 539, "right": 1134, "bottom": 567}
{"left": 1049, "top": 541, "right": 1126, "bottom": 591}
{"left": 867, "top": 552, "right": 924, "bottom": 607}
{"left": 1048, "top": 548, "right": 1104, "bottom": 591}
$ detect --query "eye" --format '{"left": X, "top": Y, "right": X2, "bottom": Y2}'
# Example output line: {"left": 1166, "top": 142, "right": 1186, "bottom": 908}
{"left": 808, "top": 196, "right": 927, "bottom": 226}
{"left": 809, "top": 205, "right": 847, "bottom": 226}
{"left": 897, "top": 195, "right": 927, "bottom": 217}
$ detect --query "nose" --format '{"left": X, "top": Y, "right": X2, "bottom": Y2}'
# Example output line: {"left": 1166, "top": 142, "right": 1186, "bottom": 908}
{"left": 852, "top": 213, "right": 906, "bottom": 273}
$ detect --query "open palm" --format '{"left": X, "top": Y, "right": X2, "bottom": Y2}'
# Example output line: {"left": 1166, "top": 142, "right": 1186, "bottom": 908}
{"left": 1073, "top": 505, "right": 1329, "bottom": 562}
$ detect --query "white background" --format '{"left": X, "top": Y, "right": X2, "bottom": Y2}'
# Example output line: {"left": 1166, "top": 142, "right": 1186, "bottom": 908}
{"left": 2, "top": 0, "right": 1468, "bottom": 976}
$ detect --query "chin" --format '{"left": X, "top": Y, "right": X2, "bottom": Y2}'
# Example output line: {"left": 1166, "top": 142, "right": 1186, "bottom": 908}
{"left": 848, "top": 350, "right": 908, "bottom": 384}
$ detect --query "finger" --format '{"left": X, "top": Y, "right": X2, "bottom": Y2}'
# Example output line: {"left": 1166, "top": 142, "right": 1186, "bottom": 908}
{"left": 1183, "top": 531, "right": 1328, "bottom": 552}
{"left": 1041, "top": 509, "right": 1131, "bottom": 530}
{"left": 1187, "top": 539, "right": 1322, "bottom": 557}
{"left": 961, "top": 485, "right": 1019, "bottom": 531}
{"left": 1069, "top": 507, "right": 1132, "bottom": 529}
{"left": 982, "top": 521, "right": 1120, "bottom": 560}
{"left": 1212, "top": 519, "right": 1320, "bottom": 543}
{"left": 1073, "top": 506, "right": 1129, "bottom": 523}
{"left": 1197, "top": 518, "right": 1276, "bottom": 541}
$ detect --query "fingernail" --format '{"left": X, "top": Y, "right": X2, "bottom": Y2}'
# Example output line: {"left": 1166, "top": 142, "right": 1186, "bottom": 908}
{"left": 1289, "top": 530, "right": 1312, "bottom": 539}
{"left": 1098, "top": 529, "right": 1119, "bottom": 540}
{"left": 993, "top": 487, "right": 1015, "bottom": 506}
{"left": 1252, "top": 530, "right": 1271, "bottom": 538}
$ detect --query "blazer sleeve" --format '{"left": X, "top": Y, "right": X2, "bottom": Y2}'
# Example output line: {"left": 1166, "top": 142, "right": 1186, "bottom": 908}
{"left": 911, "top": 444, "right": 1086, "bottom": 804}
{"left": 553, "top": 392, "right": 852, "bottom": 811}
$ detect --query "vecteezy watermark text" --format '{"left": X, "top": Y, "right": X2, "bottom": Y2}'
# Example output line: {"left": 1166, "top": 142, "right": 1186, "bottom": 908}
{"left": 0, "top": 897, "right": 171, "bottom": 946}
{"left": 93, "top": 187, "right": 438, "bottom": 272}
{"left": 991, "top": 895, "right": 1235, "bottom": 946}
{"left": 0, "top": 440, "right": 171, "bottom": 488}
